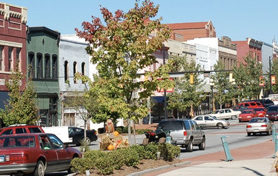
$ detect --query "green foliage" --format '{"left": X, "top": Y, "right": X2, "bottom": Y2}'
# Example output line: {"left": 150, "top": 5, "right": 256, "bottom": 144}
{"left": 0, "top": 71, "right": 38, "bottom": 126}
{"left": 158, "top": 143, "right": 180, "bottom": 161}
{"left": 118, "top": 148, "right": 140, "bottom": 167}
{"left": 75, "top": 0, "right": 172, "bottom": 139}
{"left": 135, "top": 128, "right": 152, "bottom": 134}
{"left": 167, "top": 55, "right": 205, "bottom": 117}
{"left": 130, "top": 144, "right": 146, "bottom": 160}
{"left": 107, "top": 149, "right": 126, "bottom": 170}
{"left": 115, "top": 126, "right": 129, "bottom": 133}
{"left": 95, "top": 154, "right": 114, "bottom": 175}
{"left": 70, "top": 157, "right": 92, "bottom": 174}
{"left": 144, "top": 142, "right": 159, "bottom": 159}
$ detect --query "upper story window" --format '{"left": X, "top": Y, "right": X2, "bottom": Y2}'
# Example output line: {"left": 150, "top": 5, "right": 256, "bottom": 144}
{"left": 45, "top": 54, "right": 50, "bottom": 79}
{"left": 52, "top": 55, "right": 57, "bottom": 79}
{"left": 0, "top": 46, "right": 3, "bottom": 71}
{"left": 16, "top": 48, "right": 21, "bottom": 71}
{"left": 28, "top": 52, "right": 35, "bottom": 78}
{"left": 73, "top": 61, "right": 77, "bottom": 83}
{"left": 8, "top": 47, "right": 13, "bottom": 72}
{"left": 81, "top": 62, "right": 85, "bottom": 84}
{"left": 64, "top": 61, "right": 69, "bottom": 83}
{"left": 37, "top": 53, "right": 43, "bottom": 79}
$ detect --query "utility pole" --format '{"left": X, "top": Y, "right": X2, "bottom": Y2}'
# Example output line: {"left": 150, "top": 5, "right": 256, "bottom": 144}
{"left": 269, "top": 56, "right": 273, "bottom": 95}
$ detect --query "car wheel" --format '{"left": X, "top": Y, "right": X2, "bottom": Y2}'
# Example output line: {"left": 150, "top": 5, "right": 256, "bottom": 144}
{"left": 34, "top": 160, "right": 45, "bottom": 176}
{"left": 217, "top": 123, "right": 224, "bottom": 129}
{"left": 199, "top": 137, "right": 205, "bottom": 150}
{"left": 186, "top": 139, "right": 193, "bottom": 152}
{"left": 247, "top": 132, "right": 251, "bottom": 136}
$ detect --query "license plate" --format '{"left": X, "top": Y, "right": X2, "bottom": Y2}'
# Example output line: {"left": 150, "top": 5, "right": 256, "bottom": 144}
{"left": 0, "top": 156, "right": 4, "bottom": 162}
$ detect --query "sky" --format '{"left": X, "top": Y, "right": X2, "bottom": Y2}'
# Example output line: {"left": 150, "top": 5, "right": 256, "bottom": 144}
{"left": 2, "top": 0, "right": 278, "bottom": 44}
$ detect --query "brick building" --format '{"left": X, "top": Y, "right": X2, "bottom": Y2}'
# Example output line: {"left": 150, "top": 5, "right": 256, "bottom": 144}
{"left": 0, "top": 3, "right": 27, "bottom": 108}
{"left": 167, "top": 21, "right": 216, "bottom": 42}
{"left": 232, "top": 38, "right": 263, "bottom": 66}
{"left": 218, "top": 36, "right": 237, "bottom": 70}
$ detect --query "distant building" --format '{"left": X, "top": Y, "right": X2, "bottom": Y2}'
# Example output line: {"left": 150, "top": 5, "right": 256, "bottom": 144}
{"left": 218, "top": 36, "right": 237, "bottom": 70}
{"left": 232, "top": 38, "right": 263, "bottom": 66}
{"left": 27, "top": 27, "right": 60, "bottom": 126}
{"left": 167, "top": 21, "right": 216, "bottom": 42}
{"left": 273, "top": 41, "right": 278, "bottom": 59}
{"left": 261, "top": 42, "right": 273, "bottom": 74}
{"left": 0, "top": 3, "right": 27, "bottom": 109}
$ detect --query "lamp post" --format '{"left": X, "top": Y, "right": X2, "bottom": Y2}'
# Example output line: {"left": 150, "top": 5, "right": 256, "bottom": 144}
{"left": 210, "top": 79, "right": 214, "bottom": 112}
{"left": 269, "top": 56, "right": 273, "bottom": 95}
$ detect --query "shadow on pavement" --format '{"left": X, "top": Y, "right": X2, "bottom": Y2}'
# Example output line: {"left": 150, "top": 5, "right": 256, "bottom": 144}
{"left": 242, "top": 167, "right": 264, "bottom": 176}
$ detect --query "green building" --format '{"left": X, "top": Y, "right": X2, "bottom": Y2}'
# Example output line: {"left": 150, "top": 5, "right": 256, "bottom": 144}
{"left": 27, "top": 27, "right": 60, "bottom": 126}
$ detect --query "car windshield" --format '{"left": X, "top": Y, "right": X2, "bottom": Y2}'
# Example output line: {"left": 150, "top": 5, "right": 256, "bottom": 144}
{"left": 242, "top": 110, "right": 254, "bottom": 114}
{"left": 267, "top": 106, "right": 278, "bottom": 112}
{"left": 254, "top": 108, "right": 264, "bottom": 111}
{"left": 211, "top": 116, "right": 217, "bottom": 120}
{"left": 249, "top": 118, "right": 267, "bottom": 123}
{"left": 0, "top": 136, "right": 35, "bottom": 148}
{"left": 157, "top": 121, "right": 184, "bottom": 131}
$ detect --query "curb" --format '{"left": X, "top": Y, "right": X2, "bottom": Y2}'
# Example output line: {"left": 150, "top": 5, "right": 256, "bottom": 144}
{"left": 126, "top": 161, "right": 191, "bottom": 176}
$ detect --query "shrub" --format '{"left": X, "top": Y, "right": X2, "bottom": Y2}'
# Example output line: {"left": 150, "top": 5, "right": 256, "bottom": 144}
{"left": 107, "top": 149, "right": 125, "bottom": 170}
{"left": 70, "top": 157, "right": 92, "bottom": 174}
{"left": 130, "top": 144, "right": 146, "bottom": 160}
{"left": 144, "top": 143, "right": 159, "bottom": 159}
{"left": 118, "top": 148, "right": 140, "bottom": 167}
{"left": 95, "top": 154, "right": 114, "bottom": 175}
{"left": 158, "top": 143, "right": 180, "bottom": 161}
{"left": 135, "top": 129, "right": 152, "bottom": 134}
{"left": 115, "top": 126, "right": 129, "bottom": 133}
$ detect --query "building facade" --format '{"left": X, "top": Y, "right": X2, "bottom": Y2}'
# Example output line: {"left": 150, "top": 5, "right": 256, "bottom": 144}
{"left": 218, "top": 36, "right": 237, "bottom": 70}
{"left": 0, "top": 3, "right": 27, "bottom": 108}
{"left": 27, "top": 27, "right": 60, "bottom": 127}
{"left": 232, "top": 38, "right": 263, "bottom": 66}
{"left": 59, "top": 34, "right": 92, "bottom": 128}
{"left": 167, "top": 21, "right": 216, "bottom": 42}
{"left": 261, "top": 42, "right": 273, "bottom": 74}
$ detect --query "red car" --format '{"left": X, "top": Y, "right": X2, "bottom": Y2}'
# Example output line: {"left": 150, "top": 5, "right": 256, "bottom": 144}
{"left": 239, "top": 109, "right": 256, "bottom": 122}
{"left": 238, "top": 101, "right": 263, "bottom": 109}
{"left": 253, "top": 108, "right": 267, "bottom": 117}
{"left": 0, "top": 125, "right": 44, "bottom": 136}
{"left": 0, "top": 133, "right": 81, "bottom": 176}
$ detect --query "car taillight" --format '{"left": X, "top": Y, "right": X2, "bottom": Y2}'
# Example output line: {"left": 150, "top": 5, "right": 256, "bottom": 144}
{"left": 150, "top": 132, "right": 155, "bottom": 136}
{"left": 261, "top": 125, "right": 267, "bottom": 127}
{"left": 246, "top": 125, "right": 252, "bottom": 128}
{"left": 184, "top": 131, "right": 187, "bottom": 136}
{"left": 6, "top": 154, "right": 28, "bottom": 162}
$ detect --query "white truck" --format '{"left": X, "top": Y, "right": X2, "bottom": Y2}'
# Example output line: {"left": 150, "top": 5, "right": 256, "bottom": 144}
{"left": 42, "top": 126, "right": 73, "bottom": 144}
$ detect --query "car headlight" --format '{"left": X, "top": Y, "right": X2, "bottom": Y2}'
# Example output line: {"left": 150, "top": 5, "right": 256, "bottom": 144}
{"left": 266, "top": 114, "right": 269, "bottom": 116}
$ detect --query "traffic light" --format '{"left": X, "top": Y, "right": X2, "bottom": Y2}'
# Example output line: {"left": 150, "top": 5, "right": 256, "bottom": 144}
{"left": 259, "top": 76, "right": 265, "bottom": 87}
{"left": 190, "top": 74, "right": 194, "bottom": 84}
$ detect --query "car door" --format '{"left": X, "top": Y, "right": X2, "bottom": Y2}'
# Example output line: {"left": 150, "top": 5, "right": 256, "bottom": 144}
{"left": 204, "top": 116, "right": 215, "bottom": 127}
{"left": 48, "top": 134, "right": 72, "bottom": 171}
{"left": 189, "top": 120, "right": 202, "bottom": 144}
{"left": 194, "top": 116, "right": 205, "bottom": 126}
{"left": 39, "top": 135, "right": 58, "bottom": 172}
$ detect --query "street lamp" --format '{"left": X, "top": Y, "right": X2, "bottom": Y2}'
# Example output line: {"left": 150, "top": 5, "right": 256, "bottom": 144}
{"left": 210, "top": 79, "right": 214, "bottom": 112}
{"left": 269, "top": 56, "right": 273, "bottom": 95}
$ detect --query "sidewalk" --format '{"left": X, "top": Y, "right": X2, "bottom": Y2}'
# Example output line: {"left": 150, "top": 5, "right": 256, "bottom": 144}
{"left": 140, "top": 139, "right": 277, "bottom": 176}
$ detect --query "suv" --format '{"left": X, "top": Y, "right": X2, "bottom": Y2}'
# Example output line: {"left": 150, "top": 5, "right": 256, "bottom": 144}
{"left": 156, "top": 119, "right": 205, "bottom": 152}
{"left": 258, "top": 99, "right": 274, "bottom": 108}
{"left": 0, "top": 125, "right": 44, "bottom": 136}
{"left": 266, "top": 105, "right": 278, "bottom": 121}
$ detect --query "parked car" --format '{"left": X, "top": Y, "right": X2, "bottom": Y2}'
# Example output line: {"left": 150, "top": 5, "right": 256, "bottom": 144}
{"left": 246, "top": 117, "right": 273, "bottom": 136}
{"left": 150, "top": 119, "right": 206, "bottom": 152}
{"left": 192, "top": 115, "right": 229, "bottom": 129}
{"left": 257, "top": 99, "right": 274, "bottom": 108}
{"left": 238, "top": 109, "right": 257, "bottom": 122}
{"left": 266, "top": 105, "right": 278, "bottom": 121}
{"left": 0, "top": 124, "right": 44, "bottom": 136}
{"left": 210, "top": 108, "right": 241, "bottom": 120}
{"left": 253, "top": 107, "right": 267, "bottom": 117}
{"left": 0, "top": 133, "right": 81, "bottom": 176}
{"left": 43, "top": 126, "right": 97, "bottom": 146}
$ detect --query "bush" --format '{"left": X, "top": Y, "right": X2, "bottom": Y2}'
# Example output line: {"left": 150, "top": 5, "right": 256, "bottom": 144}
{"left": 95, "top": 154, "right": 114, "bottom": 175}
{"left": 158, "top": 143, "right": 180, "bottom": 161}
{"left": 118, "top": 148, "right": 140, "bottom": 167}
{"left": 107, "top": 149, "right": 125, "bottom": 170}
{"left": 130, "top": 144, "right": 146, "bottom": 160}
{"left": 115, "top": 126, "right": 129, "bottom": 133}
{"left": 70, "top": 157, "right": 92, "bottom": 174}
{"left": 144, "top": 143, "right": 159, "bottom": 159}
{"left": 135, "top": 129, "right": 152, "bottom": 134}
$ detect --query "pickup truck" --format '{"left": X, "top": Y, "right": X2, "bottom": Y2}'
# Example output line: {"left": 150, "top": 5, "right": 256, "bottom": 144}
{"left": 210, "top": 108, "right": 241, "bottom": 120}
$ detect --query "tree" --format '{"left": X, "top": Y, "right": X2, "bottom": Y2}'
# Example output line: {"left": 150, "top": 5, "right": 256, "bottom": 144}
{"left": 233, "top": 55, "right": 262, "bottom": 101}
{"left": 211, "top": 61, "right": 230, "bottom": 109}
{"left": 0, "top": 71, "right": 38, "bottom": 126}
{"left": 75, "top": 0, "right": 172, "bottom": 143}
{"left": 167, "top": 55, "right": 205, "bottom": 118}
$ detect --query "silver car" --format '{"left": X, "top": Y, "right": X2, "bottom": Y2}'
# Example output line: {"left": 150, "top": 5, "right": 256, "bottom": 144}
{"left": 246, "top": 117, "right": 273, "bottom": 136}
{"left": 193, "top": 115, "right": 230, "bottom": 129}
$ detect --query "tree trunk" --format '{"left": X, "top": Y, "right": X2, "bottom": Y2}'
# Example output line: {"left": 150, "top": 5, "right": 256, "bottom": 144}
{"left": 190, "top": 105, "right": 194, "bottom": 118}
{"left": 133, "top": 121, "right": 136, "bottom": 145}
{"left": 84, "top": 119, "right": 87, "bottom": 140}
{"left": 128, "top": 119, "right": 132, "bottom": 145}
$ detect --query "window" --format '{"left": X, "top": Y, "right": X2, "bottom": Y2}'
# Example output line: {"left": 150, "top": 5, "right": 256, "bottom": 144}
{"left": 0, "top": 46, "right": 3, "bottom": 71}
{"left": 28, "top": 53, "right": 35, "bottom": 78}
{"left": 64, "top": 61, "right": 69, "bottom": 82}
{"left": 52, "top": 55, "right": 57, "bottom": 79}
{"left": 81, "top": 62, "right": 85, "bottom": 83}
{"left": 195, "top": 116, "right": 203, "bottom": 121}
{"left": 16, "top": 48, "right": 21, "bottom": 71}
{"left": 37, "top": 53, "right": 43, "bottom": 79}
{"left": 39, "top": 136, "right": 52, "bottom": 150}
{"left": 16, "top": 128, "right": 26, "bottom": 134}
{"left": 45, "top": 54, "right": 50, "bottom": 79}
{"left": 29, "top": 127, "right": 43, "bottom": 133}
{"left": 8, "top": 47, "right": 13, "bottom": 71}
{"left": 2, "top": 129, "right": 13, "bottom": 135}
{"left": 73, "top": 61, "right": 77, "bottom": 83}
